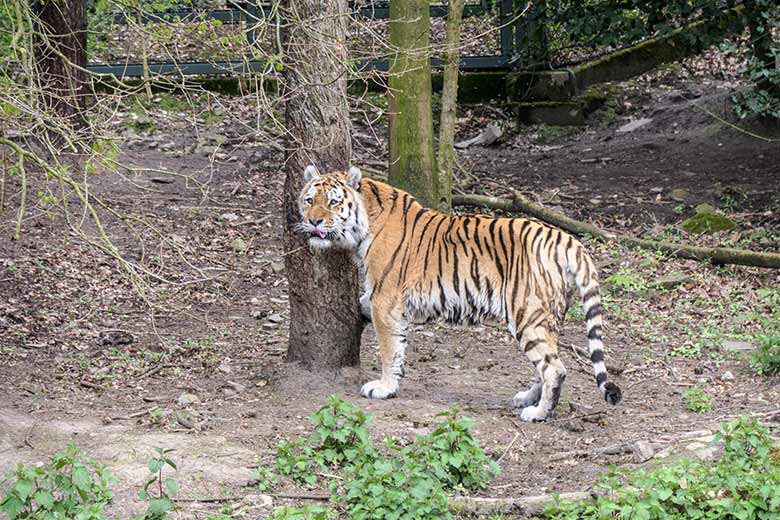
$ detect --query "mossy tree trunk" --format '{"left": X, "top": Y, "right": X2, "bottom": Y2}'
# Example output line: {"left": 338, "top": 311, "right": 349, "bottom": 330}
{"left": 388, "top": 0, "right": 438, "bottom": 208}
{"left": 282, "top": 0, "right": 364, "bottom": 371}
{"left": 436, "top": 0, "right": 466, "bottom": 213}
{"left": 32, "top": 0, "right": 89, "bottom": 132}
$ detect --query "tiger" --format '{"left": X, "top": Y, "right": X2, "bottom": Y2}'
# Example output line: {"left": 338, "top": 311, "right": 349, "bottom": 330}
{"left": 297, "top": 164, "right": 622, "bottom": 422}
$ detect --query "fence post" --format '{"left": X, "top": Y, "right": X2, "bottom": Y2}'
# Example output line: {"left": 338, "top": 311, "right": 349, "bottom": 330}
{"left": 500, "top": 0, "right": 514, "bottom": 61}
{"left": 515, "top": 0, "right": 549, "bottom": 70}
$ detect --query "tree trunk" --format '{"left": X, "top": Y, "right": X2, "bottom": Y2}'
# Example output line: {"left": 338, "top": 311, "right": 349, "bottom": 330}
{"left": 388, "top": 0, "right": 438, "bottom": 208}
{"left": 281, "top": 0, "right": 364, "bottom": 371}
{"left": 436, "top": 0, "right": 466, "bottom": 213}
{"left": 32, "top": 0, "right": 89, "bottom": 131}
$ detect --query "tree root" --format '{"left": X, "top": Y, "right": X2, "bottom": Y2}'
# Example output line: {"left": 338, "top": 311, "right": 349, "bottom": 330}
{"left": 452, "top": 192, "right": 780, "bottom": 269}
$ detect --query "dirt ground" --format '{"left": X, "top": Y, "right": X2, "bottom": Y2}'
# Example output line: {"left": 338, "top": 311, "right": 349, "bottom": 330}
{"left": 1, "top": 61, "right": 780, "bottom": 519}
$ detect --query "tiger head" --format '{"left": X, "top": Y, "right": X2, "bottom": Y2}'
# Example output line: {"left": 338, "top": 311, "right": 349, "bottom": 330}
{"left": 298, "top": 165, "right": 368, "bottom": 250}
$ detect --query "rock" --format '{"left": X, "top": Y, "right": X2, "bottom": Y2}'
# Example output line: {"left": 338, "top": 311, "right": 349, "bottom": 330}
{"left": 218, "top": 361, "right": 232, "bottom": 374}
{"left": 176, "top": 411, "right": 197, "bottom": 429}
{"left": 195, "top": 145, "right": 217, "bottom": 157}
{"left": 204, "top": 133, "right": 227, "bottom": 146}
{"left": 454, "top": 124, "right": 503, "bottom": 149}
{"left": 231, "top": 238, "right": 247, "bottom": 253}
{"left": 250, "top": 309, "right": 268, "bottom": 320}
{"left": 694, "top": 203, "right": 717, "bottom": 214}
{"left": 220, "top": 212, "right": 239, "bottom": 222}
{"left": 633, "top": 440, "right": 656, "bottom": 463}
{"left": 682, "top": 211, "right": 735, "bottom": 234}
{"left": 652, "top": 271, "right": 691, "bottom": 289}
{"left": 721, "top": 340, "right": 756, "bottom": 353}
{"left": 720, "top": 371, "right": 735, "bottom": 381}
{"left": 670, "top": 189, "right": 689, "bottom": 201}
{"left": 266, "top": 313, "right": 284, "bottom": 324}
{"left": 226, "top": 381, "right": 247, "bottom": 393}
{"left": 177, "top": 393, "right": 200, "bottom": 406}
{"left": 270, "top": 261, "right": 285, "bottom": 274}
{"left": 617, "top": 118, "right": 653, "bottom": 133}
{"left": 241, "top": 494, "right": 273, "bottom": 511}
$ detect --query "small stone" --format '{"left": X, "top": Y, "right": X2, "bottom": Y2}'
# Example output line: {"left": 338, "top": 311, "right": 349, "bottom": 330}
{"left": 204, "top": 133, "right": 227, "bottom": 146}
{"left": 266, "top": 313, "right": 284, "bottom": 324}
{"left": 176, "top": 411, "right": 197, "bottom": 429}
{"left": 617, "top": 118, "right": 653, "bottom": 133}
{"left": 231, "top": 238, "right": 248, "bottom": 253}
{"left": 262, "top": 322, "right": 278, "bottom": 329}
{"left": 270, "top": 261, "right": 285, "bottom": 274}
{"left": 195, "top": 145, "right": 217, "bottom": 157}
{"left": 580, "top": 158, "right": 599, "bottom": 164}
{"left": 177, "top": 393, "right": 200, "bottom": 406}
{"left": 694, "top": 203, "right": 717, "bottom": 214}
{"left": 227, "top": 381, "right": 247, "bottom": 393}
{"left": 633, "top": 440, "right": 656, "bottom": 463}
{"left": 652, "top": 271, "right": 691, "bottom": 289}
{"left": 670, "top": 189, "right": 689, "bottom": 201}
{"left": 720, "top": 371, "right": 735, "bottom": 381}
{"left": 220, "top": 212, "right": 239, "bottom": 222}
{"left": 218, "top": 361, "right": 232, "bottom": 374}
{"left": 721, "top": 340, "right": 756, "bottom": 352}
{"left": 649, "top": 187, "right": 664, "bottom": 193}
{"left": 242, "top": 494, "right": 273, "bottom": 510}
{"left": 250, "top": 309, "right": 268, "bottom": 320}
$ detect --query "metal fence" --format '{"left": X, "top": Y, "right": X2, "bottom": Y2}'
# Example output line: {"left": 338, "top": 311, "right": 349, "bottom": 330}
{"left": 86, "top": 1, "right": 540, "bottom": 77}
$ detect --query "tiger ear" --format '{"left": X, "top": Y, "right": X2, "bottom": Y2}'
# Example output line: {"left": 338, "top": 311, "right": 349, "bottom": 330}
{"left": 304, "top": 164, "right": 320, "bottom": 182}
{"left": 346, "top": 166, "right": 362, "bottom": 189}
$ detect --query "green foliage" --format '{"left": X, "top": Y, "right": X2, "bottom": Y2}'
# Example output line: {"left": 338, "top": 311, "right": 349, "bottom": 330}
{"left": 545, "top": 417, "right": 780, "bottom": 520}
{"left": 340, "top": 450, "right": 451, "bottom": 520}
{"left": 0, "top": 444, "right": 114, "bottom": 520}
{"left": 605, "top": 268, "right": 646, "bottom": 292}
{"left": 751, "top": 334, "right": 780, "bottom": 376}
{"left": 266, "top": 506, "right": 338, "bottom": 520}
{"left": 409, "top": 409, "right": 499, "bottom": 490}
{"left": 730, "top": 0, "right": 780, "bottom": 119}
{"left": 309, "top": 395, "right": 374, "bottom": 466}
{"left": 262, "top": 396, "right": 498, "bottom": 520}
{"left": 684, "top": 385, "right": 714, "bottom": 413}
{"left": 138, "top": 448, "right": 178, "bottom": 520}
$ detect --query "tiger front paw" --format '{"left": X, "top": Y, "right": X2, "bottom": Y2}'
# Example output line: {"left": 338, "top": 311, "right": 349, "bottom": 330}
{"left": 519, "top": 405, "right": 549, "bottom": 423}
{"left": 360, "top": 379, "right": 398, "bottom": 399}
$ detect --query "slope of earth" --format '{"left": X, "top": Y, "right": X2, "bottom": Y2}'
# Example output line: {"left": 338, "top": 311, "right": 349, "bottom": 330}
{"left": 1, "top": 64, "right": 779, "bottom": 518}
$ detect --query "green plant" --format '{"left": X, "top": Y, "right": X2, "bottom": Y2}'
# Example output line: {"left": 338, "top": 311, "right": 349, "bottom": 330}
{"left": 410, "top": 409, "right": 499, "bottom": 490}
{"left": 258, "top": 397, "right": 499, "bottom": 519}
{"left": 340, "top": 453, "right": 451, "bottom": 520}
{"left": 309, "top": 395, "right": 374, "bottom": 466}
{"left": 266, "top": 506, "right": 338, "bottom": 520}
{"left": 138, "top": 448, "right": 178, "bottom": 520}
{"left": 751, "top": 334, "right": 780, "bottom": 376}
{"left": 545, "top": 417, "right": 780, "bottom": 520}
{"left": 0, "top": 444, "right": 114, "bottom": 519}
{"left": 253, "top": 466, "right": 277, "bottom": 492}
{"left": 605, "top": 268, "right": 646, "bottom": 292}
{"left": 684, "top": 385, "right": 714, "bottom": 413}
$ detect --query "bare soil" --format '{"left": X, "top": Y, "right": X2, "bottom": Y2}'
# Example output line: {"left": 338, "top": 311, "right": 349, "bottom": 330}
{"left": 1, "top": 64, "right": 779, "bottom": 519}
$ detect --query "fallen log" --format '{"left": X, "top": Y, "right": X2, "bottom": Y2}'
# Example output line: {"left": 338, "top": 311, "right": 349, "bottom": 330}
{"left": 450, "top": 491, "right": 594, "bottom": 516}
{"left": 452, "top": 192, "right": 780, "bottom": 269}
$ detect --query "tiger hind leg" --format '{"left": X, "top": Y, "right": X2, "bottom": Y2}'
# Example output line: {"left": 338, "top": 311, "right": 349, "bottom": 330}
{"left": 512, "top": 378, "right": 542, "bottom": 408}
{"left": 517, "top": 326, "right": 566, "bottom": 422}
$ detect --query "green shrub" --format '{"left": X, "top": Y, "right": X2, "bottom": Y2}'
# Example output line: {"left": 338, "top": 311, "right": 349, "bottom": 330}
{"left": 751, "top": 334, "right": 780, "bottom": 376}
{"left": 684, "top": 385, "right": 714, "bottom": 413}
{"left": 409, "top": 409, "right": 499, "bottom": 490}
{"left": 544, "top": 417, "right": 780, "bottom": 520}
{"left": 0, "top": 444, "right": 114, "bottom": 520}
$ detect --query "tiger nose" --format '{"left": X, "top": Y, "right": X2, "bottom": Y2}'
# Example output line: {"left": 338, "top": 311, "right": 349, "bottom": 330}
{"left": 309, "top": 218, "right": 323, "bottom": 227}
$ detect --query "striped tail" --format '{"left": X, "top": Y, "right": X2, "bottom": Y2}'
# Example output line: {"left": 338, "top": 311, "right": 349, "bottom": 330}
{"left": 573, "top": 253, "right": 622, "bottom": 405}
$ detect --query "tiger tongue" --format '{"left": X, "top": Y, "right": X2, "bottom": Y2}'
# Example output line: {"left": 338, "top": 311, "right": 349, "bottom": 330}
{"left": 313, "top": 230, "right": 327, "bottom": 238}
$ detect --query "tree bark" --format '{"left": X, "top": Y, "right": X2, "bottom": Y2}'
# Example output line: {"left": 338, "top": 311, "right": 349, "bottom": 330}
{"left": 453, "top": 192, "right": 780, "bottom": 269}
{"left": 388, "top": 0, "right": 439, "bottom": 208}
{"left": 32, "top": 0, "right": 89, "bottom": 131}
{"left": 281, "top": 0, "right": 364, "bottom": 371}
{"left": 436, "top": 0, "right": 466, "bottom": 213}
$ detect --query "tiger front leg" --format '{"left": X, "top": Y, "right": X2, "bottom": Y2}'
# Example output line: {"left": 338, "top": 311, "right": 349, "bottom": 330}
{"left": 360, "top": 304, "right": 407, "bottom": 400}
